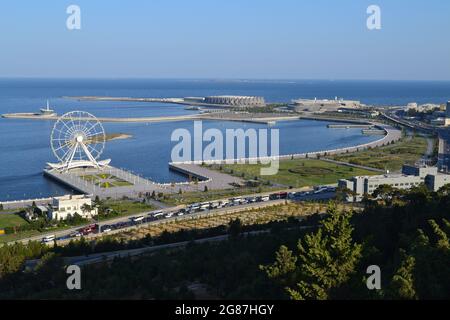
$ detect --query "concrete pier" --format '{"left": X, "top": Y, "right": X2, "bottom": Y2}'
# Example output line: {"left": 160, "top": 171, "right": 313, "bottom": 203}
{"left": 42, "top": 163, "right": 244, "bottom": 200}
{"left": 169, "top": 163, "right": 243, "bottom": 190}
{"left": 327, "top": 124, "right": 373, "bottom": 129}
{"left": 1, "top": 112, "right": 297, "bottom": 125}
{"left": 1, "top": 113, "right": 201, "bottom": 123}
{"left": 43, "top": 166, "right": 158, "bottom": 199}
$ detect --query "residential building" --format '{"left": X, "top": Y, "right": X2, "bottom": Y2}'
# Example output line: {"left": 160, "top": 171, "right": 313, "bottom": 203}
{"left": 339, "top": 165, "right": 449, "bottom": 202}
{"left": 47, "top": 195, "right": 97, "bottom": 221}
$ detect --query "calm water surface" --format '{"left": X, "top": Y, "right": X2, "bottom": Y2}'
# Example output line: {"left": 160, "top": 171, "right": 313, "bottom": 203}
{"left": 1, "top": 79, "right": 449, "bottom": 201}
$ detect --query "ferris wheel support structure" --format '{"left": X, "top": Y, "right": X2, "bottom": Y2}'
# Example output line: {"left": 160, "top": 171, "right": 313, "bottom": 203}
{"left": 47, "top": 111, "right": 111, "bottom": 172}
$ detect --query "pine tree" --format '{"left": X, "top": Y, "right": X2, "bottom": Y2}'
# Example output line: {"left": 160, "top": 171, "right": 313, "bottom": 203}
{"left": 389, "top": 251, "right": 417, "bottom": 300}
{"left": 289, "top": 205, "right": 362, "bottom": 300}
{"left": 262, "top": 204, "right": 362, "bottom": 300}
{"left": 260, "top": 245, "right": 297, "bottom": 288}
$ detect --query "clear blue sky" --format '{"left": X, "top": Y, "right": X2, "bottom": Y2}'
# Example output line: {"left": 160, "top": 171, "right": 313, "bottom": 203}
{"left": 0, "top": 0, "right": 449, "bottom": 80}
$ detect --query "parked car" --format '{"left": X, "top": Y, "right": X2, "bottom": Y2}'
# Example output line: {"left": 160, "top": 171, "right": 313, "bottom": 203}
{"left": 42, "top": 235, "right": 55, "bottom": 243}
{"left": 131, "top": 216, "right": 145, "bottom": 223}
{"left": 150, "top": 210, "right": 163, "bottom": 217}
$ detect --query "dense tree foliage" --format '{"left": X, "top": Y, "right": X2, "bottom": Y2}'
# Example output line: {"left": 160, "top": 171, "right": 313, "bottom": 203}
{"left": 0, "top": 186, "right": 449, "bottom": 299}
{"left": 262, "top": 205, "right": 362, "bottom": 300}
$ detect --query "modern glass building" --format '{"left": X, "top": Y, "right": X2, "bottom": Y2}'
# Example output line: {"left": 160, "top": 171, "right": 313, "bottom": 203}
{"left": 446, "top": 101, "right": 450, "bottom": 126}
{"left": 438, "top": 128, "right": 450, "bottom": 173}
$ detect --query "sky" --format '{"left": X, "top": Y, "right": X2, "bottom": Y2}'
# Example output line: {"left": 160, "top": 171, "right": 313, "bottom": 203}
{"left": 0, "top": 0, "right": 449, "bottom": 80}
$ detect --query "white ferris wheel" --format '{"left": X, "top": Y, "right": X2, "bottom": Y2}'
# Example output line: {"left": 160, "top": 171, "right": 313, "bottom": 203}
{"left": 47, "top": 111, "right": 111, "bottom": 171}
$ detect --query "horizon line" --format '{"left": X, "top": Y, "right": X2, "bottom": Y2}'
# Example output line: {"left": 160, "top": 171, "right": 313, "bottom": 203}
{"left": 1, "top": 76, "right": 450, "bottom": 82}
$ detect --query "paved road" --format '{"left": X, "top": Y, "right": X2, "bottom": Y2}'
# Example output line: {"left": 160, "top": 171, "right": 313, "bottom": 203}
{"left": 25, "top": 225, "right": 319, "bottom": 270}
{"left": 320, "top": 158, "right": 384, "bottom": 173}
{"left": 381, "top": 111, "right": 436, "bottom": 134}
{"left": 9, "top": 187, "right": 335, "bottom": 245}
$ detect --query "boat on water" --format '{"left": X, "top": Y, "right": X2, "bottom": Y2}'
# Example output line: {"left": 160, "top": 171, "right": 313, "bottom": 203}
{"left": 39, "top": 100, "right": 57, "bottom": 117}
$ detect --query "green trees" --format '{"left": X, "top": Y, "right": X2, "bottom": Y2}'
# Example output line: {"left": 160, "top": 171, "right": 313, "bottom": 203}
{"left": 262, "top": 205, "right": 362, "bottom": 300}
{"left": 259, "top": 245, "right": 297, "bottom": 289}
{"left": 81, "top": 203, "right": 92, "bottom": 215}
{"left": 383, "top": 217, "right": 450, "bottom": 300}
{"left": 0, "top": 241, "right": 47, "bottom": 279}
{"left": 228, "top": 218, "right": 243, "bottom": 240}
{"left": 335, "top": 186, "right": 355, "bottom": 202}
{"left": 407, "top": 219, "right": 450, "bottom": 299}
{"left": 389, "top": 252, "right": 417, "bottom": 300}
{"left": 372, "top": 184, "right": 405, "bottom": 206}
{"left": 1, "top": 186, "right": 449, "bottom": 299}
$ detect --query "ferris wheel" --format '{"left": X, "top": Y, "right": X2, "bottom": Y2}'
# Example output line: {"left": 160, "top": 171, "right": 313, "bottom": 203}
{"left": 47, "top": 111, "right": 111, "bottom": 171}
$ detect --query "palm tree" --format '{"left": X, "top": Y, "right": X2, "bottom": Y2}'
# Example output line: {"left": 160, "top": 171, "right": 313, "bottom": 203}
{"left": 81, "top": 204, "right": 92, "bottom": 217}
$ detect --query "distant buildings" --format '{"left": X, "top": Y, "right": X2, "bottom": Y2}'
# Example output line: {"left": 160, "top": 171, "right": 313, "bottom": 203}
{"left": 445, "top": 101, "right": 450, "bottom": 127}
{"left": 406, "top": 102, "right": 441, "bottom": 113}
{"left": 339, "top": 165, "right": 450, "bottom": 202}
{"left": 437, "top": 102, "right": 450, "bottom": 172}
{"left": 337, "top": 107, "right": 379, "bottom": 118}
{"left": 182, "top": 96, "right": 266, "bottom": 107}
{"left": 204, "top": 96, "right": 266, "bottom": 107}
{"left": 291, "top": 97, "right": 362, "bottom": 113}
{"left": 47, "top": 195, "right": 97, "bottom": 221}
{"left": 438, "top": 129, "right": 450, "bottom": 173}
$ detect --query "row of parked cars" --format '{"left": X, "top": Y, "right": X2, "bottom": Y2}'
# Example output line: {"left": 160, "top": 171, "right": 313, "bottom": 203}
{"left": 42, "top": 224, "right": 100, "bottom": 242}
{"left": 43, "top": 187, "right": 337, "bottom": 242}
{"left": 97, "top": 194, "right": 283, "bottom": 234}
{"left": 288, "top": 186, "right": 336, "bottom": 200}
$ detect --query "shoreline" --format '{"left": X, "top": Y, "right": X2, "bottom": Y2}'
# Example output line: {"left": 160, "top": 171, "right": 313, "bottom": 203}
{"left": 170, "top": 122, "right": 401, "bottom": 166}
{"left": 0, "top": 122, "right": 400, "bottom": 206}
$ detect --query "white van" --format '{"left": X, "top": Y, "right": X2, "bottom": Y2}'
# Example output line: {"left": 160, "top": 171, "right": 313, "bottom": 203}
{"left": 150, "top": 210, "right": 163, "bottom": 217}
{"left": 153, "top": 211, "right": 165, "bottom": 218}
{"left": 131, "top": 216, "right": 145, "bottom": 222}
{"left": 200, "top": 203, "right": 210, "bottom": 210}
{"left": 210, "top": 201, "right": 220, "bottom": 209}
{"left": 42, "top": 235, "right": 55, "bottom": 243}
{"left": 231, "top": 197, "right": 242, "bottom": 205}
{"left": 165, "top": 212, "right": 174, "bottom": 218}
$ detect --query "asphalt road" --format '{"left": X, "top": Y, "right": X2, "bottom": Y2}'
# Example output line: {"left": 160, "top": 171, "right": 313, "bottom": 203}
{"left": 10, "top": 188, "right": 336, "bottom": 245}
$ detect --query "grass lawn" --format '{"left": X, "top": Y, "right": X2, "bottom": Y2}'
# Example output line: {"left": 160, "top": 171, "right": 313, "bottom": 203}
{"left": 331, "top": 135, "right": 428, "bottom": 171}
{"left": 0, "top": 213, "right": 28, "bottom": 229}
{"left": 207, "top": 159, "right": 377, "bottom": 188}
{"left": 0, "top": 230, "right": 41, "bottom": 244}
{"left": 81, "top": 174, "right": 133, "bottom": 188}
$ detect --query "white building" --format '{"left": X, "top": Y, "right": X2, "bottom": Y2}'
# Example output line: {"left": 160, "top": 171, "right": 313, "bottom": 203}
{"left": 339, "top": 165, "right": 450, "bottom": 202}
{"left": 406, "top": 102, "right": 440, "bottom": 113}
{"left": 47, "top": 195, "right": 98, "bottom": 221}
{"left": 204, "top": 96, "right": 266, "bottom": 107}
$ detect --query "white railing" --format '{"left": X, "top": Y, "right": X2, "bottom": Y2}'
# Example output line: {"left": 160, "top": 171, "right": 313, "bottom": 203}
{"left": 171, "top": 124, "right": 400, "bottom": 166}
